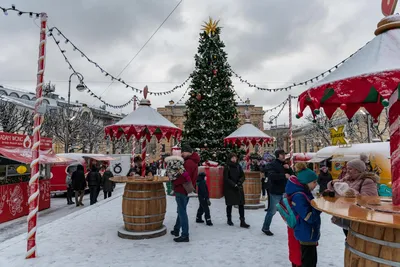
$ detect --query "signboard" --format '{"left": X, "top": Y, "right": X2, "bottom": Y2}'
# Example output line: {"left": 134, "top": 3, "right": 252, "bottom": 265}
{"left": 330, "top": 125, "right": 348, "bottom": 145}
{"left": 0, "top": 132, "right": 52, "bottom": 150}
{"left": 382, "top": 0, "right": 398, "bottom": 16}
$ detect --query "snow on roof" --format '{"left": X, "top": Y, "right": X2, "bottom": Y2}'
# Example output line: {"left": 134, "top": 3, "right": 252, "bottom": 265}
{"left": 226, "top": 122, "right": 272, "bottom": 139}
{"left": 309, "top": 28, "right": 400, "bottom": 89}
{"left": 114, "top": 104, "right": 179, "bottom": 129}
{"left": 316, "top": 142, "right": 390, "bottom": 159}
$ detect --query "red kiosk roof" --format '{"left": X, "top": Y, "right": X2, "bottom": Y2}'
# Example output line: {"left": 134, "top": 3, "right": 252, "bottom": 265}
{"left": 0, "top": 147, "right": 74, "bottom": 165}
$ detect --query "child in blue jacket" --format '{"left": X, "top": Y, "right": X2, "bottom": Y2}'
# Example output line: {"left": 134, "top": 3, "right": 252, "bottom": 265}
{"left": 196, "top": 172, "right": 213, "bottom": 226}
{"left": 286, "top": 162, "right": 321, "bottom": 267}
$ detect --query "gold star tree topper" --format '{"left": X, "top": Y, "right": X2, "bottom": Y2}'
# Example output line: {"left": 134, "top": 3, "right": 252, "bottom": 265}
{"left": 201, "top": 17, "right": 220, "bottom": 35}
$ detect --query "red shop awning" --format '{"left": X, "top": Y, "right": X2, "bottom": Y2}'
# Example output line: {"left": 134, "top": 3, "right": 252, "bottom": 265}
{"left": 0, "top": 147, "right": 75, "bottom": 165}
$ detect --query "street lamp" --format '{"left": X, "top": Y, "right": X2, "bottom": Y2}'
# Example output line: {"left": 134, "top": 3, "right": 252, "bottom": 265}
{"left": 65, "top": 72, "right": 85, "bottom": 153}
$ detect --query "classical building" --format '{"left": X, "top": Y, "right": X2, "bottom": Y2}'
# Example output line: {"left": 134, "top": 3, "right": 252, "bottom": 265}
{"left": 0, "top": 84, "right": 123, "bottom": 154}
{"left": 154, "top": 98, "right": 266, "bottom": 159}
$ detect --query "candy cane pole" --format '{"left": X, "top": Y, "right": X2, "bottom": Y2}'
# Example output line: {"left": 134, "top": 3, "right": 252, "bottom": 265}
{"left": 26, "top": 13, "right": 47, "bottom": 259}
{"left": 141, "top": 138, "right": 147, "bottom": 177}
{"left": 245, "top": 142, "right": 250, "bottom": 170}
{"left": 288, "top": 95, "right": 294, "bottom": 168}
{"left": 389, "top": 91, "right": 400, "bottom": 205}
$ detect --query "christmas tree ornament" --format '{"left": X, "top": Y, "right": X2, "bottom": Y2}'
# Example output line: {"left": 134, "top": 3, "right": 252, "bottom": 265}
{"left": 213, "top": 69, "right": 218, "bottom": 76}
{"left": 340, "top": 103, "right": 347, "bottom": 110}
{"left": 381, "top": 98, "right": 389, "bottom": 107}
{"left": 201, "top": 17, "right": 219, "bottom": 35}
{"left": 196, "top": 93, "right": 202, "bottom": 100}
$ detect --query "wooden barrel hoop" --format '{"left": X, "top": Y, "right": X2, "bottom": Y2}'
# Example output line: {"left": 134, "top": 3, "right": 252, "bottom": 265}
{"left": 122, "top": 183, "right": 166, "bottom": 232}
{"left": 345, "top": 221, "right": 400, "bottom": 267}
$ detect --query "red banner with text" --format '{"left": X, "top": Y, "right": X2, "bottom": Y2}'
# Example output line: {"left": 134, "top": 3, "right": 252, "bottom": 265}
{"left": 0, "top": 132, "right": 52, "bottom": 150}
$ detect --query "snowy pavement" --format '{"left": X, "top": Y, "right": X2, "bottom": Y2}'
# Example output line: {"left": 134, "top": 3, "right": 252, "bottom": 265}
{"left": 0, "top": 184, "right": 125, "bottom": 243}
{"left": 0, "top": 192, "right": 344, "bottom": 267}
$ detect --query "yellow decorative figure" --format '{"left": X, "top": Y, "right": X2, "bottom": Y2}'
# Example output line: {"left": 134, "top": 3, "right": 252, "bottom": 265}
{"left": 16, "top": 165, "right": 28, "bottom": 174}
{"left": 201, "top": 17, "right": 219, "bottom": 35}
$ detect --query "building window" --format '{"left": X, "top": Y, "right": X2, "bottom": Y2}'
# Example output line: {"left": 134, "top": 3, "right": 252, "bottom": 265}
{"left": 9, "top": 92, "right": 19, "bottom": 98}
{"left": 298, "top": 140, "right": 301, "bottom": 153}
{"left": 162, "top": 144, "right": 165, "bottom": 152}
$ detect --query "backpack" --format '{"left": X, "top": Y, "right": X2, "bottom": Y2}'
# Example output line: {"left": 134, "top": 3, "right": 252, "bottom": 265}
{"left": 276, "top": 192, "right": 311, "bottom": 228}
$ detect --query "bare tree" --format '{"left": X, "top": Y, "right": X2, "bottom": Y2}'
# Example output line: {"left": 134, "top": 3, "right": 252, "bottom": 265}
{"left": 41, "top": 107, "right": 86, "bottom": 152}
{"left": 79, "top": 113, "right": 105, "bottom": 153}
{"left": 0, "top": 100, "right": 33, "bottom": 134}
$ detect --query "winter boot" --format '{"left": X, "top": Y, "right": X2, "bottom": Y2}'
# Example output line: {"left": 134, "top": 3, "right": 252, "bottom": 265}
{"left": 170, "top": 230, "right": 179, "bottom": 237}
{"left": 196, "top": 217, "right": 205, "bottom": 223}
{"left": 206, "top": 219, "right": 213, "bottom": 226}
{"left": 173, "top": 236, "right": 189, "bottom": 242}
{"left": 240, "top": 218, "right": 250, "bottom": 228}
{"left": 262, "top": 229, "right": 274, "bottom": 236}
{"left": 227, "top": 217, "right": 234, "bottom": 226}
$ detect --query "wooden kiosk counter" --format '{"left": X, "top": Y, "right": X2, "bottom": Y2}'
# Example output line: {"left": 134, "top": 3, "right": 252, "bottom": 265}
{"left": 312, "top": 196, "right": 400, "bottom": 266}
{"left": 111, "top": 176, "right": 169, "bottom": 240}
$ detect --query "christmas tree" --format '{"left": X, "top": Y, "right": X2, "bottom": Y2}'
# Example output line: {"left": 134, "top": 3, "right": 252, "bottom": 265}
{"left": 183, "top": 18, "right": 240, "bottom": 164}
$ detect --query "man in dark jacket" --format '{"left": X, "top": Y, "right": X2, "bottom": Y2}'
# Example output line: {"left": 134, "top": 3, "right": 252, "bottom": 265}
{"left": 181, "top": 144, "right": 200, "bottom": 190}
{"left": 86, "top": 165, "right": 102, "bottom": 205}
{"left": 72, "top": 164, "right": 86, "bottom": 207}
{"left": 262, "top": 149, "right": 290, "bottom": 236}
{"left": 196, "top": 172, "right": 213, "bottom": 226}
{"left": 101, "top": 166, "right": 115, "bottom": 199}
{"left": 127, "top": 156, "right": 153, "bottom": 177}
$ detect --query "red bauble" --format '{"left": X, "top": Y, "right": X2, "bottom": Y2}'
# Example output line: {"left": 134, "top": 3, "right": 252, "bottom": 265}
{"left": 196, "top": 93, "right": 202, "bottom": 101}
{"left": 212, "top": 69, "right": 217, "bottom": 75}
{"left": 340, "top": 103, "right": 347, "bottom": 110}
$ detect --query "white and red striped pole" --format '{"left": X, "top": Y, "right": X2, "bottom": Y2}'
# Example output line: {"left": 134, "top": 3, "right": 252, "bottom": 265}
{"left": 288, "top": 95, "right": 294, "bottom": 168}
{"left": 141, "top": 138, "right": 147, "bottom": 177}
{"left": 389, "top": 91, "right": 400, "bottom": 205}
{"left": 245, "top": 142, "right": 250, "bottom": 170}
{"left": 131, "top": 97, "right": 137, "bottom": 158}
{"left": 26, "top": 13, "right": 47, "bottom": 259}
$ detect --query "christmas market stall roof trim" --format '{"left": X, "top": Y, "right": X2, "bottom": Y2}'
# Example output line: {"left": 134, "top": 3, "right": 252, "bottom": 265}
{"left": 297, "top": 15, "right": 400, "bottom": 121}
{"left": 104, "top": 98, "right": 182, "bottom": 141}
{"left": 224, "top": 122, "right": 274, "bottom": 146}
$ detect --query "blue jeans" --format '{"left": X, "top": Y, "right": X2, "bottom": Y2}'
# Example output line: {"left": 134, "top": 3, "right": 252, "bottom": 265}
{"left": 173, "top": 193, "right": 189, "bottom": 237}
{"left": 262, "top": 194, "right": 283, "bottom": 231}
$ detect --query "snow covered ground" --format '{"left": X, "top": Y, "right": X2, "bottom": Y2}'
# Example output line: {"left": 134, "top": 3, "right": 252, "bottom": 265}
{"left": 0, "top": 192, "right": 344, "bottom": 267}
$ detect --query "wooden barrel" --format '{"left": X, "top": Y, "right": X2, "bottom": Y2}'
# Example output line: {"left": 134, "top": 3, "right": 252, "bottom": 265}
{"left": 345, "top": 221, "right": 400, "bottom": 266}
{"left": 243, "top": 171, "right": 262, "bottom": 205}
{"left": 122, "top": 183, "right": 166, "bottom": 232}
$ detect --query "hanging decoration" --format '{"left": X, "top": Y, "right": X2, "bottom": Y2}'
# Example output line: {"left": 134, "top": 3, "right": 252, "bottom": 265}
{"left": 47, "top": 27, "right": 191, "bottom": 96}
{"left": 201, "top": 17, "right": 219, "bottom": 35}
{"left": 0, "top": 5, "right": 41, "bottom": 17}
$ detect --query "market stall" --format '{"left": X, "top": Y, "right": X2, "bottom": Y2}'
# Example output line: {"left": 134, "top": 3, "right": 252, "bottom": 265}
{"left": 224, "top": 111, "right": 274, "bottom": 209}
{"left": 0, "top": 132, "right": 73, "bottom": 223}
{"left": 105, "top": 87, "right": 182, "bottom": 239}
{"left": 297, "top": 8, "right": 400, "bottom": 265}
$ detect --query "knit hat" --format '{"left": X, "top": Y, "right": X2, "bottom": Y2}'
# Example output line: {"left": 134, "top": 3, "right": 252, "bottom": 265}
{"left": 181, "top": 144, "right": 193, "bottom": 153}
{"left": 346, "top": 159, "right": 366, "bottom": 173}
{"left": 165, "top": 156, "right": 185, "bottom": 180}
{"left": 297, "top": 168, "right": 318, "bottom": 185}
{"left": 274, "top": 149, "right": 285, "bottom": 158}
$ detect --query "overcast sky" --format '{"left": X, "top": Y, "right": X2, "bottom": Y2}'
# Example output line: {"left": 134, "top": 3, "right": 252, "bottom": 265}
{"left": 0, "top": 1, "right": 387, "bottom": 128}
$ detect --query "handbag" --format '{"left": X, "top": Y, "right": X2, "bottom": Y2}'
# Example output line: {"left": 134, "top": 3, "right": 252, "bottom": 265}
{"left": 182, "top": 181, "right": 195, "bottom": 194}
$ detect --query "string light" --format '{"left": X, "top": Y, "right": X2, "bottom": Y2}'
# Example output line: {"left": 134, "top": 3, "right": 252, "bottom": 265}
{"left": 0, "top": 5, "right": 41, "bottom": 18}
{"left": 265, "top": 95, "right": 298, "bottom": 122}
{"left": 47, "top": 26, "right": 192, "bottom": 96}
{"left": 49, "top": 31, "right": 136, "bottom": 109}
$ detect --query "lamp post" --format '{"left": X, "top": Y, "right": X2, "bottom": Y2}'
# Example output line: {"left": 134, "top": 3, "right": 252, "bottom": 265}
{"left": 65, "top": 72, "right": 85, "bottom": 153}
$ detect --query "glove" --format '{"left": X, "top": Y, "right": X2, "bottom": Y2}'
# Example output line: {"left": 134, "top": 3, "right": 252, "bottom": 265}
{"left": 207, "top": 199, "right": 211, "bottom": 206}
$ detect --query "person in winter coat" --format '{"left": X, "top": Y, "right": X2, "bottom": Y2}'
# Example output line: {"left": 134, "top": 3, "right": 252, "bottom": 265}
{"left": 224, "top": 153, "right": 250, "bottom": 228}
{"left": 101, "top": 166, "right": 115, "bottom": 199}
{"left": 262, "top": 149, "right": 290, "bottom": 236}
{"left": 71, "top": 164, "right": 86, "bottom": 207}
{"left": 286, "top": 162, "right": 321, "bottom": 267}
{"left": 181, "top": 144, "right": 200, "bottom": 189}
{"left": 317, "top": 166, "right": 332, "bottom": 193}
{"left": 86, "top": 165, "right": 102, "bottom": 205}
{"left": 127, "top": 156, "right": 153, "bottom": 176}
{"left": 66, "top": 166, "right": 75, "bottom": 205}
{"left": 167, "top": 156, "right": 191, "bottom": 243}
{"left": 327, "top": 157, "right": 378, "bottom": 237}
{"left": 196, "top": 172, "right": 213, "bottom": 226}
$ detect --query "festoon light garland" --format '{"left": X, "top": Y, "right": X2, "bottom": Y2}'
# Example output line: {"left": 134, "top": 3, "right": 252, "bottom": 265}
{"left": 47, "top": 27, "right": 192, "bottom": 96}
